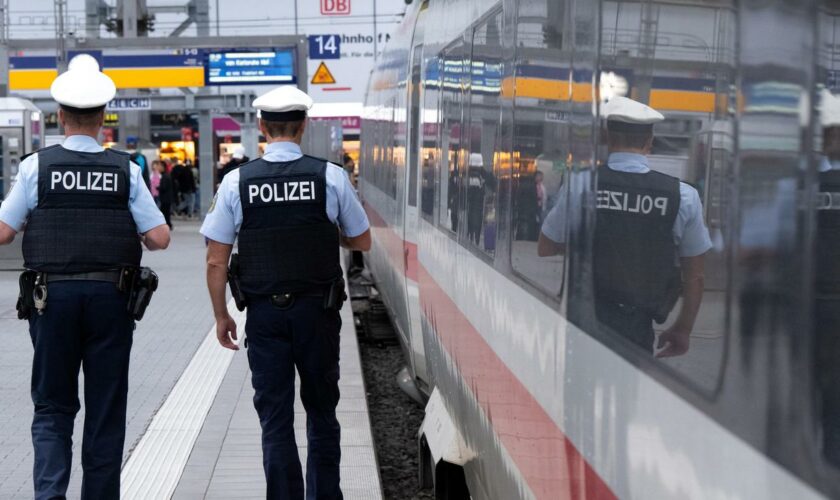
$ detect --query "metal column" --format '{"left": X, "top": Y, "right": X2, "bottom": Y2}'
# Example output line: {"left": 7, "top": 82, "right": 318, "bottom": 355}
{"left": 121, "top": 0, "right": 139, "bottom": 38}
{"left": 85, "top": 0, "right": 101, "bottom": 38}
{"left": 198, "top": 111, "right": 214, "bottom": 216}
{"left": 239, "top": 112, "right": 259, "bottom": 160}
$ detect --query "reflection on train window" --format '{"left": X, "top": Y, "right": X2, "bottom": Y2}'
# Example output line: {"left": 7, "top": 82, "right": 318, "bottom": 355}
{"left": 594, "top": 1, "right": 735, "bottom": 393}
{"left": 511, "top": 0, "right": 567, "bottom": 296}
{"left": 421, "top": 71, "right": 440, "bottom": 219}
{"left": 438, "top": 39, "right": 466, "bottom": 233}
{"left": 816, "top": 0, "right": 840, "bottom": 472}
{"left": 464, "top": 11, "right": 502, "bottom": 255}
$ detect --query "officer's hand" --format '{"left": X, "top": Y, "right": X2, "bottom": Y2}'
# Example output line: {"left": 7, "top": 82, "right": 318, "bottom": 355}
{"left": 655, "top": 327, "right": 690, "bottom": 358}
{"left": 216, "top": 314, "right": 239, "bottom": 351}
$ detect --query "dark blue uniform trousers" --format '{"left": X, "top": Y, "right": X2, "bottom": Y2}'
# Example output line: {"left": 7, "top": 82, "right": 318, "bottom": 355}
{"left": 28, "top": 281, "right": 134, "bottom": 500}
{"left": 246, "top": 295, "right": 343, "bottom": 500}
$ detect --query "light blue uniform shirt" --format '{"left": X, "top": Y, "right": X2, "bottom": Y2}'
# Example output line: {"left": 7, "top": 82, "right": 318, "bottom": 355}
{"left": 201, "top": 141, "right": 370, "bottom": 245}
{"left": 0, "top": 135, "right": 165, "bottom": 233}
{"left": 820, "top": 156, "right": 840, "bottom": 173}
{"left": 541, "top": 152, "right": 713, "bottom": 257}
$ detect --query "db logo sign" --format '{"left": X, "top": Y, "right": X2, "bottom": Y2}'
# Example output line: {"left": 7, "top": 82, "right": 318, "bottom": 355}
{"left": 321, "top": 0, "right": 350, "bottom": 15}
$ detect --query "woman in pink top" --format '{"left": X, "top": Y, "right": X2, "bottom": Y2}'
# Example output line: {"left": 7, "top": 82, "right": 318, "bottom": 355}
{"left": 150, "top": 159, "right": 162, "bottom": 205}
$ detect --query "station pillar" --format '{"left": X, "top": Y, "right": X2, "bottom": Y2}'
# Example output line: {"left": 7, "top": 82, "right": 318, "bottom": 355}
{"left": 239, "top": 112, "right": 259, "bottom": 161}
{"left": 198, "top": 110, "right": 214, "bottom": 216}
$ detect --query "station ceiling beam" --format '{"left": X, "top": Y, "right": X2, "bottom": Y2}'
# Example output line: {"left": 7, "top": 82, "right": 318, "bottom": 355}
{"left": 28, "top": 91, "right": 258, "bottom": 116}
{"left": 4, "top": 34, "right": 305, "bottom": 51}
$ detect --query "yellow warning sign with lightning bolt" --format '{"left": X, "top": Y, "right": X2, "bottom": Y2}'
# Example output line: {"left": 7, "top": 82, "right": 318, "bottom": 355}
{"left": 311, "top": 62, "right": 337, "bottom": 85}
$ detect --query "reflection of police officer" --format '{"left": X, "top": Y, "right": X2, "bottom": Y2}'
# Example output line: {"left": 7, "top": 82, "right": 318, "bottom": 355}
{"left": 466, "top": 153, "right": 496, "bottom": 245}
{"left": 0, "top": 55, "right": 170, "bottom": 499}
{"left": 201, "top": 86, "right": 371, "bottom": 500}
{"left": 816, "top": 90, "right": 840, "bottom": 465}
{"left": 539, "top": 97, "right": 711, "bottom": 356}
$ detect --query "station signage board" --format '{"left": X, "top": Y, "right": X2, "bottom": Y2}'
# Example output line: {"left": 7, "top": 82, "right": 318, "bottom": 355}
{"left": 205, "top": 49, "right": 296, "bottom": 86}
{"left": 321, "top": 0, "right": 351, "bottom": 15}
{"left": 309, "top": 35, "right": 342, "bottom": 60}
{"left": 108, "top": 97, "right": 152, "bottom": 111}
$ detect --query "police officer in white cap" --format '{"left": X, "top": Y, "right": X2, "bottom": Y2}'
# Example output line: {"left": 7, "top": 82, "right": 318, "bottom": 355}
{"left": 816, "top": 89, "right": 840, "bottom": 464}
{"left": 0, "top": 54, "right": 170, "bottom": 499}
{"left": 539, "top": 96, "right": 711, "bottom": 356}
{"left": 201, "top": 85, "right": 370, "bottom": 500}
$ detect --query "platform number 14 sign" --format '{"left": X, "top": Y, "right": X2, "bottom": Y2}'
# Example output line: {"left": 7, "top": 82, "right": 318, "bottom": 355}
{"left": 321, "top": 0, "right": 350, "bottom": 15}
{"left": 309, "top": 35, "right": 341, "bottom": 60}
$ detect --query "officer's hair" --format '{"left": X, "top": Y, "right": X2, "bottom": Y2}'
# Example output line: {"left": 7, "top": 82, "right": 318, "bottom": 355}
{"left": 261, "top": 119, "right": 305, "bottom": 140}
{"left": 607, "top": 130, "right": 654, "bottom": 150}
{"left": 60, "top": 106, "right": 105, "bottom": 130}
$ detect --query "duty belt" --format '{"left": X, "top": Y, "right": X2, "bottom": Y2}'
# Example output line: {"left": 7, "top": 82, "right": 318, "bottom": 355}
{"left": 46, "top": 270, "right": 123, "bottom": 284}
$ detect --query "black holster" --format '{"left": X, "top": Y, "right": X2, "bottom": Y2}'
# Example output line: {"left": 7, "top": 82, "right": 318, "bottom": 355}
{"left": 16, "top": 270, "right": 37, "bottom": 320}
{"left": 120, "top": 267, "right": 159, "bottom": 321}
{"left": 324, "top": 277, "right": 347, "bottom": 312}
{"left": 228, "top": 253, "right": 247, "bottom": 312}
{"left": 653, "top": 269, "right": 683, "bottom": 324}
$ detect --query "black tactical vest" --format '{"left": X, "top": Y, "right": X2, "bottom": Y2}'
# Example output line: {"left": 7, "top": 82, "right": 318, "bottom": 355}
{"left": 237, "top": 155, "right": 342, "bottom": 296}
{"left": 22, "top": 145, "right": 142, "bottom": 273}
{"left": 816, "top": 169, "right": 840, "bottom": 295}
{"left": 593, "top": 166, "right": 681, "bottom": 315}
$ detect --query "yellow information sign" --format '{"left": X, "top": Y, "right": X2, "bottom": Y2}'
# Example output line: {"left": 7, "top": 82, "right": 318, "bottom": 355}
{"left": 311, "top": 62, "right": 337, "bottom": 85}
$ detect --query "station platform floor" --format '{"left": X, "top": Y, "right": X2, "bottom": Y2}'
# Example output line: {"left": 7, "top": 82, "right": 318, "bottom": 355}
{"left": 0, "top": 221, "right": 382, "bottom": 500}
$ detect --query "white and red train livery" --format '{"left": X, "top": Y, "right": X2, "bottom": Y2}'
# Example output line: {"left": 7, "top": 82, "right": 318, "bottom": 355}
{"left": 360, "top": 0, "right": 840, "bottom": 498}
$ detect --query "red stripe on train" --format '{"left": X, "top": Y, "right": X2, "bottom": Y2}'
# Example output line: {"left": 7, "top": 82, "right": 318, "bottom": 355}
{"left": 363, "top": 203, "right": 617, "bottom": 499}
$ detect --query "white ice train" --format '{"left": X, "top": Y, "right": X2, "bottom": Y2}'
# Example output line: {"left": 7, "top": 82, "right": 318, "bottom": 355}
{"left": 359, "top": 0, "right": 840, "bottom": 498}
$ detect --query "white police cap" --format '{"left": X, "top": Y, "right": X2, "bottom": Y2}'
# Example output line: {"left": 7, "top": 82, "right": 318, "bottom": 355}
{"left": 821, "top": 89, "right": 840, "bottom": 128}
{"left": 253, "top": 86, "right": 314, "bottom": 121}
{"left": 602, "top": 96, "right": 664, "bottom": 125}
{"left": 50, "top": 54, "right": 116, "bottom": 111}
{"left": 469, "top": 153, "right": 484, "bottom": 167}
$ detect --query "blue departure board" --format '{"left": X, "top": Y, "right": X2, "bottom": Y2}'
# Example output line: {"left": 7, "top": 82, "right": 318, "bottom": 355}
{"left": 205, "top": 49, "right": 296, "bottom": 85}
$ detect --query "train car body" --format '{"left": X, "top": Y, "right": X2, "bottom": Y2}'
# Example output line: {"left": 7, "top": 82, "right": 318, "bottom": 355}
{"left": 360, "top": 0, "right": 840, "bottom": 498}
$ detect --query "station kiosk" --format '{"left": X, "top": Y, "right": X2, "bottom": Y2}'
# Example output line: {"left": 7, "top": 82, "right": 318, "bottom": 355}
{"left": 0, "top": 97, "right": 43, "bottom": 197}
{"left": 0, "top": 98, "right": 42, "bottom": 269}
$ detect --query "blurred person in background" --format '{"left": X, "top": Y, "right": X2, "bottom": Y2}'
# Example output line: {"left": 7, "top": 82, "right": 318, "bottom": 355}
{"left": 155, "top": 160, "right": 174, "bottom": 229}
{"left": 150, "top": 159, "right": 162, "bottom": 206}
{"left": 220, "top": 146, "right": 249, "bottom": 183}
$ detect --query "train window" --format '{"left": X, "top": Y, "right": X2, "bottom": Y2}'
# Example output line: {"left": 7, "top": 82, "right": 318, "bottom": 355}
{"left": 386, "top": 99, "right": 398, "bottom": 199}
{"left": 421, "top": 62, "right": 440, "bottom": 219}
{"left": 816, "top": 0, "right": 840, "bottom": 476}
{"left": 463, "top": 12, "right": 503, "bottom": 256}
{"left": 438, "top": 39, "right": 467, "bottom": 233}
{"left": 407, "top": 45, "right": 423, "bottom": 208}
{"left": 512, "top": 0, "right": 569, "bottom": 296}
{"left": 589, "top": 1, "right": 735, "bottom": 392}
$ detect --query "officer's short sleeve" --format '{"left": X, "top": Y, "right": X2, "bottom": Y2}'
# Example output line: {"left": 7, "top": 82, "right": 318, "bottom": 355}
{"left": 200, "top": 172, "right": 240, "bottom": 245}
{"left": 540, "top": 191, "right": 568, "bottom": 244}
{"left": 676, "top": 183, "right": 713, "bottom": 257}
{"left": 326, "top": 164, "right": 369, "bottom": 238}
{"left": 129, "top": 161, "right": 166, "bottom": 233}
{"left": 0, "top": 154, "right": 39, "bottom": 232}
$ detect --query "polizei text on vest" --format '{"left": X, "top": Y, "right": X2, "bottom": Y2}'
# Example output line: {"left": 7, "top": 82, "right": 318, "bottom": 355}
{"left": 50, "top": 170, "right": 120, "bottom": 192}
{"left": 248, "top": 181, "right": 317, "bottom": 204}
{"left": 597, "top": 189, "right": 669, "bottom": 216}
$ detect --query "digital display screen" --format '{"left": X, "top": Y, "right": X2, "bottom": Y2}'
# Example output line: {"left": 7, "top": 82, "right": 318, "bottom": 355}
{"left": 205, "top": 49, "right": 296, "bottom": 85}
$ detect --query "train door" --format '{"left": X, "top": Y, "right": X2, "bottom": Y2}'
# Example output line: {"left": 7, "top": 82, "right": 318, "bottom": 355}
{"left": 403, "top": 16, "right": 429, "bottom": 385}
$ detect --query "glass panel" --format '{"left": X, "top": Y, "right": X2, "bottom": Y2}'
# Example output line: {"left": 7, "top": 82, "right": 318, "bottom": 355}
{"left": 408, "top": 45, "right": 423, "bottom": 208}
{"left": 816, "top": 0, "right": 840, "bottom": 478}
{"left": 589, "top": 1, "right": 735, "bottom": 392}
{"left": 513, "top": 0, "right": 569, "bottom": 296}
{"left": 438, "top": 39, "right": 467, "bottom": 233}
{"left": 421, "top": 56, "right": 440, "bottom": 219}
{"left": 464, "top": 12, "right": 503, "bottom": 255}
